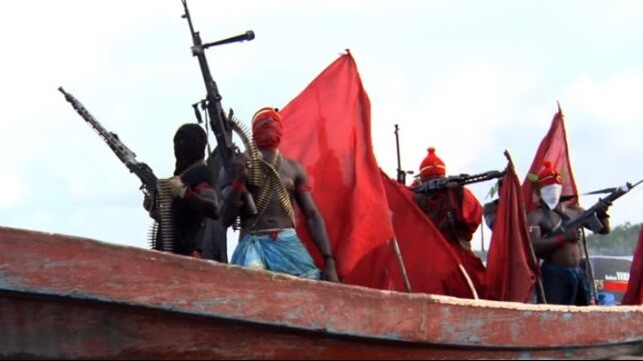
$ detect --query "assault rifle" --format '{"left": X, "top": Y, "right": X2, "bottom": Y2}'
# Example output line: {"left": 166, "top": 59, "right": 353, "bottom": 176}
{"left": 552, "top": 179, "right": 643, "bottom": 235}
{"left": 58, "top": 87, "right": 158, "bottom": 196}
{"left": 412, "top": 170, "right": 505, "bottom": 194}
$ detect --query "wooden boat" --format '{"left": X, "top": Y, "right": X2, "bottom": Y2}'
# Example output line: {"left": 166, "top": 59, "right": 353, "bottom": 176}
{"left": 1, "top": 225, "right": 642, "bottom": 360}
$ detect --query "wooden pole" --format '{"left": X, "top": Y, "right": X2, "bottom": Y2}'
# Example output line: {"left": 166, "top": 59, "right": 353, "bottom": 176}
{"left": 458, "top": 265, "right": 480, "bottom": 300}
{"left": 581, "top": 229, "right": 600, "bottom": 305}
{"left": 392, "top": 237, "right": 412, "bottom": 293}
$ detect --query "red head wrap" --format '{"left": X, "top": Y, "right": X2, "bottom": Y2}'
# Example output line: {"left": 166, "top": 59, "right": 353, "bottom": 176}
{"left": 252, "top": 107, "right": 283, "bottom": 151}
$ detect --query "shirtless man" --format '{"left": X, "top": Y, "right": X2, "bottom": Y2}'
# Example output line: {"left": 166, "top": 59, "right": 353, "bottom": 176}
{"left": 527, "top": 161, "right": 611, "bottom": 305}
{"left": 220, "top": 107, "right": 339, "bottom": 282}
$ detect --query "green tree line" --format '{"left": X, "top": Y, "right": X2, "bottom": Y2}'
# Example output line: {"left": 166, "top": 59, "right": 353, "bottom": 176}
{"left": 586, "top": 222, "right": 641, "bottom": 257}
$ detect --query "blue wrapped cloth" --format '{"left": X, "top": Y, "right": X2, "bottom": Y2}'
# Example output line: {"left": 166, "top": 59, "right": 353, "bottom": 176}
{"left": 231, "top": 228, "right": 321, "bottom": 280}
{"left": 538, "top": 261, "right": 591, "bottom": 305}
{"left": 598, "top": 292, "right": 617, "bottom": 306}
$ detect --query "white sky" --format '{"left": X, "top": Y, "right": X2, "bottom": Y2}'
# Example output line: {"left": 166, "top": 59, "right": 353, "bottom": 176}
{"left": 1, "top": 0, "right": 641, "bottom": 256}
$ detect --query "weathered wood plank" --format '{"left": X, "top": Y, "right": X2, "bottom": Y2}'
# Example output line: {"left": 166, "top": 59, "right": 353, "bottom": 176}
{"left": 1, "top": 226, "right": 642, "bottom": 359}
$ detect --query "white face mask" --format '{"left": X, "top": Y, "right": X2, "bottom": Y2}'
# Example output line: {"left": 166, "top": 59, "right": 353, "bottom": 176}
{"left": 540, "top": 184, "right": 563, "bottom": 210}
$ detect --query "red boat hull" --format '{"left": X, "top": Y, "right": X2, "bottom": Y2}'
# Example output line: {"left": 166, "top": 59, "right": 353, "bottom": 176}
{"left": 1, "top": 226, "right": 642, "bottom": 359}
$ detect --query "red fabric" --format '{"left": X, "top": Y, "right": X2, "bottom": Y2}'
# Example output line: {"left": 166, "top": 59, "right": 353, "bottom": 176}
{"left": 537, "top": 160, "right": 563, "bottom": 187}
{"left": 380, "top": 172, "right": 477, "bottom": 298}
{"left": 461, "top": 188, "right": 484, "bottom": 239}
{"left": 419, "top": 147, "right": 446, "bottom": 180}
{"left": 231, "top": 179, "right": 245, "bottom": 193}
{"left": 183, "top": 186, "right": 194, "bottom": 200}
{"left": 412, "top": 188, "right": 482, "bottom": 244}
{"left": 252, "top": 107, "right": 282, "bottom": 124}
{"left": 484, "top": 154, "right": 539, "bottom": 302}
{"left": 252, "top": 113, "right": 283, "bottom": 151}
{"left": 279, "top": 52, "right": 396, "bottom": 288}
{"left": 193, "top": 182, "right": 213, "bottom": 194}
{"left": 521, "top": 106, "right": 579, "bottom": 212}
{"left": 622, "top": 225, "right": 643, "bottom": 305}
{"left": 296, "top": 184, "right": 312, "bottom": 192}
{"left": 184, "top": 182, "right": 213, "bottom": 200}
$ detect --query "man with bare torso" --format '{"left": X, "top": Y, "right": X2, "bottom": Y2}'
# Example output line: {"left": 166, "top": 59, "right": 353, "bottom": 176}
{"left": 527, "top": 161, "right": 611, "bottom": 305}
{"left": 220, "top": 107, "right": 339, "bottom": 282}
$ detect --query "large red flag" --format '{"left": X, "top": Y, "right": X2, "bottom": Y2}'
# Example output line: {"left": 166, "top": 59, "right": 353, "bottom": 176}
{"left": 622, "top": 225, "right": 643, "bottom": 305}
{"left": 380, "top": 172, "right": 477, "bottom": 298}
{"left": 484, "top": 152, "right": 540, "bottom": 302}
{"left": 521, "top": 104, "right": 579, "bottom": 212}
{"left": 279, "top": 52, "right": 395, "bottom": 287}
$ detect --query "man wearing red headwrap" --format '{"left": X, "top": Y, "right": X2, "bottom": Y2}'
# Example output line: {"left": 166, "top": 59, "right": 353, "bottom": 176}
{"left": 527, "top": 161, "right": 612, "bottom": 305}
{"left": 412, "top": 147, "right": 486, "bottom": 294}
{"left": 220, "top": 107, "right": 339, "bottom": 282}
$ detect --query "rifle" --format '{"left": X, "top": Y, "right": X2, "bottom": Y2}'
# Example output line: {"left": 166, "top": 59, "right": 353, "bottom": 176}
{"left": 394, "top": 124, "right": 413, "bottom": 185}
{"left": 412, "top": 170, "right": 505, "bottom": 194}
{"left": 58, "top": 87, "right": 158, "bottom": 196}
{"left": 552, "top": 179, "right": 643, "bottom": 236}
{"left": 180, "top": 0, "right": 257, "bottom": 214}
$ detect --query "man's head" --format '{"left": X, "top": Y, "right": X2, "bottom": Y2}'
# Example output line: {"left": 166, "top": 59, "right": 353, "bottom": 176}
{"left": 537, "top": 160, "right": 563, "bottom": 210}
{"left": 173, "top": 123, "right": 207, "bottom": 170}
{"left": 252, "top": 107, "right": 283, "bottom": 151}
{"left": 419, "top": 147, "right": 446, "bottom": 181}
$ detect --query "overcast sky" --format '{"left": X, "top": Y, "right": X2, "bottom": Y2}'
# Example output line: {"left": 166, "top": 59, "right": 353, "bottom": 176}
{"left": 1, "top": 0, "right": 641, "bottom": 256}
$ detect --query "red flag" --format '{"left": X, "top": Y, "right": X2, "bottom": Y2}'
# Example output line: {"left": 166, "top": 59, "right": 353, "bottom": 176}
{"left": 484, "top": 152, "right": 540, "bottom": 302}
{"left": 521, "top": 104, "right": 579, "bottom": 212}
{"left": 622, "top": 225, "right": 643, "bottom": 305}
{"left": 279, "top": 52, "right": 395, "bottom": 287}
{"left": 380, "top": 172, "right": 476, "bottom": 298}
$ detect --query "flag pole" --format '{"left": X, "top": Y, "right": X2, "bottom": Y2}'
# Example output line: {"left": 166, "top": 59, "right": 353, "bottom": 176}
{"left": 480, "top": 222, "right": 486, "bottom": 253}
{"left": 392, "top": 237, "right": 412, "bottom": 293}
{"left": 581, "top": 229, "right": 600, "bottom": 305}
{"left": 457, "top": 265, "right": 479, "bottom": 300}
{"left": 505, "top": 150, "right": 547, "bottom": 303}
{"left": 520, "top": 200, "right": 547, "bottom": 304}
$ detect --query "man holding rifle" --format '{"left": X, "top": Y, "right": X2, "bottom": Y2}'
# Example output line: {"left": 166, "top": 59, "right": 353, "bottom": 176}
{"left": 527, "top": 161, "right": 612, "bottom": 305}
{"left": 412, "top": 147, "right": 486, "bottom": 294}
{"left": 143, "top": 123, "right": 220, "bottom": 258}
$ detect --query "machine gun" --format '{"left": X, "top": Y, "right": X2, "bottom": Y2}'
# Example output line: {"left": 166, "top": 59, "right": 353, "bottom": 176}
{"left": 552, "top": 179, "right": 643, "bottom": 235}
{"left": 180, "top": 0, "right": 256, "bottom": 213}
{"left": 179, "top": 0, "right": 253, "bottom": 168}
{"left": 58, "top": 87, "right": 158, "bottom": 196}
{"left": 412, "top": 170, "right": 505, "bottom": 194}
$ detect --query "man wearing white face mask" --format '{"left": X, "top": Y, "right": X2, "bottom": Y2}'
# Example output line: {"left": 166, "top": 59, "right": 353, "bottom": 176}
{"left": 527, "top": 161, "right": 611, "bottom": 305}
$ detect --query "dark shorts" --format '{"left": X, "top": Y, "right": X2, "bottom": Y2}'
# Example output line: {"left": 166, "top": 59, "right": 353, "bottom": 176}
{"left": 538, "top": 262, "right": 591, "bottom": 306}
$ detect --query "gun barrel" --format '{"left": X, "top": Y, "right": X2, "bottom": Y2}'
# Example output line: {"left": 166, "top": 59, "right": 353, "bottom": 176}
{"left": 553, "top": 179, "right": 642, "bottom": 236}
{"left": 412, "top": 169, "right": 504, "bottom": 193}
{"left": 59, "top": 87, "right": 158, "bottom": 195}
{"left": 203, "top": 31, "right": 255, "bottom": 49}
